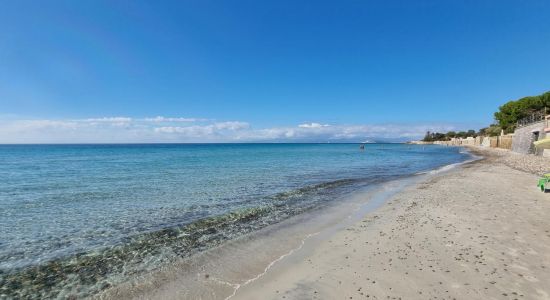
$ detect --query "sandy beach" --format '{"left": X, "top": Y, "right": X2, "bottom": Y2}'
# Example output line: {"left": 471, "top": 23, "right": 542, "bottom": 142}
{"left": 3, "top": 2, "right": 549, "bottom": 298}
{"left": 230, "top": 147, "right": 550, "bottom": 300}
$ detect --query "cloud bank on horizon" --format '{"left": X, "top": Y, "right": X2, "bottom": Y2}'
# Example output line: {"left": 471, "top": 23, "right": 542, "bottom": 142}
{"left": 0, "top": 116, "right": 465, "bottom": 143}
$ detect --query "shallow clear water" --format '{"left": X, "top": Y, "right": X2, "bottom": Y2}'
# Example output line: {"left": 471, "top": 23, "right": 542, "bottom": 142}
{"left": 0, "top": 143, "right": 468, "bottom": 297}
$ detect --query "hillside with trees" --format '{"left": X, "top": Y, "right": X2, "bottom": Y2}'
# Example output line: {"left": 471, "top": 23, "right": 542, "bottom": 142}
{"left": 423, "top": 90, "right": 549, "bottom": 142}
{"left": 494, "top": 91, "right": 550, "bottom": 133}
{"left": 422, "top": 130, "right": 477, "bottom": 142}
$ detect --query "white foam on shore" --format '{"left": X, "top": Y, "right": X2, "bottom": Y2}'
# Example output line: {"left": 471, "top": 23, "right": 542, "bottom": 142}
{"left": 218, "top": 175, "right": 420, "bottom": 299}
{"left": 189, "top": 153, "right": 481, "bottom": 299}
{"left": 459, "top": 146, "right": 483, "bottom": 160}
{"left": 220, "top": 231, "right": 320, "bottom": 300}
{"left": 416, "top": 147, "right": 482, "bottom": 176}
{"left": 426, "top": 162, "right": 465, "bottom": 175}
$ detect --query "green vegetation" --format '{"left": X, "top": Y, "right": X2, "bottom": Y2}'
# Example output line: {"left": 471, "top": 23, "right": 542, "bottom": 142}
{"left": 422, "top": 130, "right": 478, "bottom": 142}
{"left": 422, "top": 91, "right": 549, "bottom": 142}
{"left": 494, "top": 91, "right": 550, "bottom": 133}
{"left": 477, "top": 124, "right": 502, "bottom": 137}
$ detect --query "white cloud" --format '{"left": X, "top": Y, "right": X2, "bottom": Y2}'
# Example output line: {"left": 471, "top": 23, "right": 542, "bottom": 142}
{"left": 298, "top": 123, "right": 330, "bottom": 128}
{"left": 143, "top": 116, "right": 208, "bottom": 123}
{"left": 8, "top": 120, "right": 79, "bottom": 131}
{"left": 213, "top": 121, "right": 250, "bottom": 130}
{"left": 84, "top": 117, "right": 132, "bottom": 123}
{"left": 0, "top": 116, "right": 463, "bottom": 143}
{"left": 154, "top": 122, "right": 250, "bottom": 140}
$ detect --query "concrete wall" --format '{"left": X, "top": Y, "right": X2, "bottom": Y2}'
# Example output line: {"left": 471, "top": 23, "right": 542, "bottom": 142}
{"left": 498, "top": 135, "right": 513, "bottom": 149}
{"left": 434, "top": 135, "right": 512, "bottom": 150}
{"left": 511, "top": 121, "right": 545, "bottom": 155}
{"left": 428, "top": 120, "right": 548, "bottom": 156}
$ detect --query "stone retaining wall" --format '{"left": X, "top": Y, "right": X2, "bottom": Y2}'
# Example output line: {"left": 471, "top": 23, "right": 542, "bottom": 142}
{"left": 511, "top": 121, "right": 545, "bottom": 155}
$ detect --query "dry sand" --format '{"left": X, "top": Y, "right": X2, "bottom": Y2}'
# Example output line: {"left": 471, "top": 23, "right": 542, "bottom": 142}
{"left": 231, "top": 149, "right": 550, "bottom": 300}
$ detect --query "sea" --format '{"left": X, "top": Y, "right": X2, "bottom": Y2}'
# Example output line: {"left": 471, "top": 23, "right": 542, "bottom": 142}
{"left": 0, "top": 143, "right": 470, "bottom": 298}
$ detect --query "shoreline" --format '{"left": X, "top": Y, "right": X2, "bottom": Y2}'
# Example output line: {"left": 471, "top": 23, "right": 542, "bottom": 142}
{"left": 97, "top": 170, "right": 429, "bottom": 299}
{"left": 98, "top": 149, "right": 474, "bottom": 299}
{"left": 229, "top": 147, "right": 550, "bottom": 299}
{"left": 1, "top": 144, "right": 469, "bottom": 299}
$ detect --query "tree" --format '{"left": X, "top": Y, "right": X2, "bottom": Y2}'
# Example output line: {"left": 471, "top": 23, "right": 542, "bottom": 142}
{"left": 445, "top": 131, "right": 456, "bottom": 139}
{"left": 422, "top": 131, "right": 432, "bottom": 142}
{"left": 484, "top": 125, "right": 502, "bottom": 137}
{"left": 433, "top": 132, "right": 446, "bottom": 140}
{"left": 423, "top": 131, "right": 446, "bottom": 142}
{"left": 456, "top": 131, "right": 467, "bottom": 138}
{"left": 494, "top": 91, "right": 550, "bottom": 133}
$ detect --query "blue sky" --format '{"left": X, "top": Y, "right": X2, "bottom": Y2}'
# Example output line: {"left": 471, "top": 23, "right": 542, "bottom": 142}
{"left": 0, "top": 0, "right": 549, "bottom": 142}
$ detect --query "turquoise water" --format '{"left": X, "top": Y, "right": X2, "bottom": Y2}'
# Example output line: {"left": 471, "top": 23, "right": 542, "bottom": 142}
{"left": 0, "top": 143, "right": 468, "bottom": 298}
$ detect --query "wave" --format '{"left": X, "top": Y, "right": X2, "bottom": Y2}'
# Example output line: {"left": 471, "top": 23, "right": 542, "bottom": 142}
{"left": 425, "top": 162, "right": 464, "bottom": 174}
{"left": 415, "top": 152, "right": 481, "bottom": 176}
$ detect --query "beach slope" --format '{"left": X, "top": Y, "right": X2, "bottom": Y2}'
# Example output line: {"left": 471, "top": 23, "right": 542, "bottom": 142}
{"left": 232, "top": 155, "right": 550, "bottom": 299}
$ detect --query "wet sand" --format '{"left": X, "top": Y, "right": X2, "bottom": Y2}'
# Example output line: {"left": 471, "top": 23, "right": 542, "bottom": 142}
{"left": 231, "top": 150, "right": 550, "bottom": 299}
